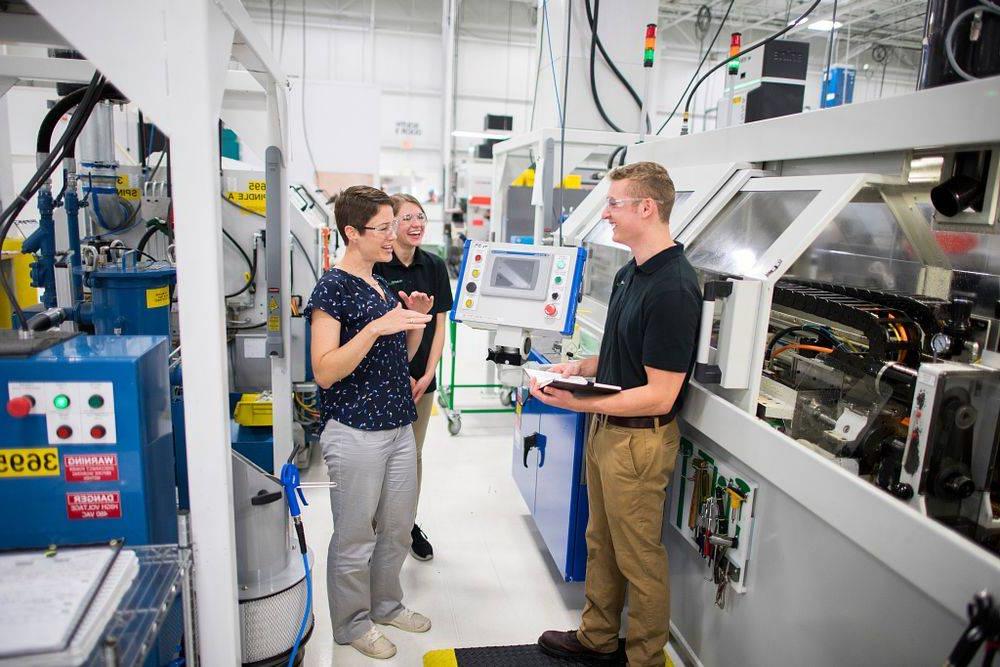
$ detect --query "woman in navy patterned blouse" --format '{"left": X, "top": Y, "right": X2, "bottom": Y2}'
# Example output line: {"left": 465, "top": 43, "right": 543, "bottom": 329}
{"left": 305, "top": 186, "right": 434, "bottom": 659}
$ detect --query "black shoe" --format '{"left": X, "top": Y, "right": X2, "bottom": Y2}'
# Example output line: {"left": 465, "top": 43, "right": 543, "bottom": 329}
{"left": 538, "top": 630, "right": 621, "bottom": 663}
{"left": 411, "top": 524, "right": 433, "bottom": 561}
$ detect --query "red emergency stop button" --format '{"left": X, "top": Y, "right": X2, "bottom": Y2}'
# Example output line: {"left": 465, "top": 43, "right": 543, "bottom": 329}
{"left": 544, "top": 304, "right": 558, "bottom": 317}
{"left": 90, "top": 425, "right": 107, "bottom": 439}
{"left": 56, "top": 425, "right": 73, "bottom": 440}
{"left": 6, "top": 395, "right": 34, "bottom": 418}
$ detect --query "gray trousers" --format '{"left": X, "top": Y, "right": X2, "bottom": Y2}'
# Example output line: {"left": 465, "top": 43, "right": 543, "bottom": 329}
{"left": 320, "top": 418, "right": 418, "bottom": 644}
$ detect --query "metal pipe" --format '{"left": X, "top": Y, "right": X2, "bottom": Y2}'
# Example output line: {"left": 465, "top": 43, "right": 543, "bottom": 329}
{"left": 64, "top": 168, "right": 84, "bottom": 302}
{"left": 177, "top": 511, "right": 198, "bottom": 667}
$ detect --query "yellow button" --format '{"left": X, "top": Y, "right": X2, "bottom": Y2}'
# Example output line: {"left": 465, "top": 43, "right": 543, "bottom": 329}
{"left": 465, "top": 299, "right": 473, "bottom": 308}
{"left": 472, "top": 269, "right": 480, "bottom": 278}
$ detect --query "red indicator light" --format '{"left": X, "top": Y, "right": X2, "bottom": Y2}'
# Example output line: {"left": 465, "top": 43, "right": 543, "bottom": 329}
{"left": 56, "top": 425, "right": 73, "bottom": 440}
{"left": 90, "top": 425, "right": 107, "bottom": 439}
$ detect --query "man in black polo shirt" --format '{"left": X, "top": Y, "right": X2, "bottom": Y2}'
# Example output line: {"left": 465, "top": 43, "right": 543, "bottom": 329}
{"left": 531, "top": 162, "right": 701, "bottom": 667}
{"left": 374, "top": 194, "right": 453, "bottom": 561}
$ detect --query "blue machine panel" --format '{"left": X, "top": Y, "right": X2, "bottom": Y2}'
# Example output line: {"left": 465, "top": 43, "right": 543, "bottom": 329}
{"left": 513, "top": 350, "right": 589, "bottom": 581}
{"left": 821, "top": 66, "right": 856, "bottom": 108}
{"left": 0, "top": 336, "right": 177, "bottom": 549}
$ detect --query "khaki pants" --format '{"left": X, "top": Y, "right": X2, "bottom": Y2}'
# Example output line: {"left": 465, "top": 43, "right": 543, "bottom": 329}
{"left": 412, "top": 391, "right": 435, "bottom": 510}
{"left": 577, "top": 416, "right": 681, "bottom": 667}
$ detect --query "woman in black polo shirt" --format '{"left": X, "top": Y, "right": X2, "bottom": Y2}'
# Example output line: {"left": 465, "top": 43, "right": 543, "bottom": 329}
{"left": 375, "top": 194, "right": 454, "bottom": 561}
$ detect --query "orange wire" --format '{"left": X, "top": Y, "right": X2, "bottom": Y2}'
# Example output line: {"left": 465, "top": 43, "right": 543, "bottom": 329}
{"left": 888, "top": 314, "right": 907, "bottom": 362}
{"left": 771, "top": 344, "right": 834, "bottom": 359}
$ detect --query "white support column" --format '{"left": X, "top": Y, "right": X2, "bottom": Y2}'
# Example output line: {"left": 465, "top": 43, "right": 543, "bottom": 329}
{"left": 167, "top": 8, "right": 243, "bottom": 663}
{"left": 441, "top": 0, "right": 458, "bottom": 209}
{"left": 266, "top": 83, "right": 294, "bottom": 471}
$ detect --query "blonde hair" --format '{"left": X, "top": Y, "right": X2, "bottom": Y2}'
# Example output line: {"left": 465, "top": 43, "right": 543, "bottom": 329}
{"left": 607, "top": 161, "right": 676, "bottom": 223}
{"left": 389, "top": 193, "right": 426, "bottom": 217}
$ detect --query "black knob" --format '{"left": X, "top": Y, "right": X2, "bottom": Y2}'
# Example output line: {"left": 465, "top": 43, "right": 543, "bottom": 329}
{"left": 466, "top": 282, "right": 477, "bottom": 293}
{"left": 889, "top": 483, "right": 914, "bottom": 500}
{"left": 942, "top": 474, "right": 975, "bottom": 500}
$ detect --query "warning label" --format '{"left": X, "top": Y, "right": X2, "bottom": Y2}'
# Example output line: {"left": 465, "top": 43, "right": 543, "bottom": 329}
{"left": 66, "top": 491, "right": 122, "bottom": 520}
{"left": 224, "top": 180, "right": 267, "bottom": 214}
{"left": 64, "top": 454, "right": 119, "bottom": 483}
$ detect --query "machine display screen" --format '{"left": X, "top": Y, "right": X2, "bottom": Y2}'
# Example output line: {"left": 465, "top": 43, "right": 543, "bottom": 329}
{"left": 480, "top": 253, "right": 552, "bottom": 301}
{"left": 490, "top": 257, "right": 540, "bottom": 291}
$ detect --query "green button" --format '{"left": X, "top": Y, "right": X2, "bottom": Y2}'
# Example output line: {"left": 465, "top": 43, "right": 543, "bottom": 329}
{"left": 53, "top": 394, "right": 70, "bottom": 410}
{"left": 88, "top": 394, "right": 104, "bottom": 409}
{"left": 556, "top": 260, "right": 566, "bottom": 269}
{"left": 554, "top": 276, "right": 563, "bottom": 285}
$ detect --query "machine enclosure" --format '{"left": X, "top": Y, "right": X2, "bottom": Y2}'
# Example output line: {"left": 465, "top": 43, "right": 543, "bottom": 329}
{"left": 0, "top": 336, "right": 177, "bottom": 549}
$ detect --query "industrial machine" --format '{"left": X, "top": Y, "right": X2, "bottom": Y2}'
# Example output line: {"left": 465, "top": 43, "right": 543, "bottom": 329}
{"left": 0, "top": 61, "right": 320, "bottom": 666}
{"left": 716, "top": 39, "right": 810, "bottom": 129}
{"left": 530, "top": 74, "right": 1000, "bottom": 665}
{"left": 451, "top": 240, "right": 586, "bottom": 383}
{"left": 0, "top": 334, "right": 176, "bottom": 549}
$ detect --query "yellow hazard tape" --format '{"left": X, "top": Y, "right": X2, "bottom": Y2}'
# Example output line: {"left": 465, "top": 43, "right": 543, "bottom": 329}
{"left": 423, "top": 649, "right": 458, "bottom": 667}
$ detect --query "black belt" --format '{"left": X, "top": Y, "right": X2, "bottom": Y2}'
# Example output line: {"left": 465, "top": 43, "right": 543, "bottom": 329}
{"left": 602, "top": 414, "right": 673, "bottom": 429}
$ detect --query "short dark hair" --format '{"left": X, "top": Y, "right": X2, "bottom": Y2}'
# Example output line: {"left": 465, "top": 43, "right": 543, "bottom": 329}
{"left": 607, "top": 161, "right": 676, "bottom": 223}
{"left": 332, "top": 185, "right": 392, "bottom": 244}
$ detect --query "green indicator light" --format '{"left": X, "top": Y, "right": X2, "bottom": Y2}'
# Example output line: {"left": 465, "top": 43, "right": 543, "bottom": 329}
{"left": 644, "top": 48, "right": 655, "bottom": 62}
{"left": 728, "top": 59, "right": 739, "bottom": 74}
{"left": 53, "top": 394, "right": 70, "bottom": 410}
{"left": 88, "top": 394, "right": 104, "bottom": 409}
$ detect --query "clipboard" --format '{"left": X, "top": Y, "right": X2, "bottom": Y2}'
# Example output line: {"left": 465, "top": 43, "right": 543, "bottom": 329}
{"left": 523, "top": 368, "right": 622, "bottom": 395}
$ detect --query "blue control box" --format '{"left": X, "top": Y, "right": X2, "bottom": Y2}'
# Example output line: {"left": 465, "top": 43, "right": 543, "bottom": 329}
{"left": 0, "top": 335, "right": 177, "bottom": 549}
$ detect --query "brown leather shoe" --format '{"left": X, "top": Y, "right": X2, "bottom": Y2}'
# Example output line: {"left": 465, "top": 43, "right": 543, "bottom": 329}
{"left": 537, "top": 630, "right": 620, "bottom": 662}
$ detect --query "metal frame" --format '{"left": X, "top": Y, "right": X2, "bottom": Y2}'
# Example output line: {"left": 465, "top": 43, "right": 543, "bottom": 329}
{"left": 565, "top": 162, "right": 755, "bottom": 247}
{"left": 489, "top": 128, "right": 639, "bottom": 243}
{"left": 681, "top": 172, "right": 873, "bottom": 411}
{"left": 20, "top": 2, "right": 293, "bottom": 662}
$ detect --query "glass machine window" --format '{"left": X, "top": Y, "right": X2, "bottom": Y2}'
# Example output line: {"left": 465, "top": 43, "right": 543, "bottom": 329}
{"left": 687, "top": 190, "right": 817, "bottom": 274}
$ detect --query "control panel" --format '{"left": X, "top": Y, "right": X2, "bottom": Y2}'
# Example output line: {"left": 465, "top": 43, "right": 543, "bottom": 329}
{"left": 0, "top": 335, "right": 176, "bottom": 549}
{"left": 451, "top": 240, "right": 587, "bottom": 336}
{"left": 7, "top": 382, "right": 117, "bottom": 444}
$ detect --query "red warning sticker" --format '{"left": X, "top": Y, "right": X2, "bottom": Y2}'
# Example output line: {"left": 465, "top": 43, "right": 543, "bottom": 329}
{"left": 64, "top": 454, "right": 119, "bottom": 483}
{"left": 66, "top": 491, "right": 122, "bottom": 520}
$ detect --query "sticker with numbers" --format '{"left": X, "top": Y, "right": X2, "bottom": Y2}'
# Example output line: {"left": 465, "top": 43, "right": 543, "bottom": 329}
{"left": 225, "top": 179, "right": 267, "bottom": 214}
{"left": 0, "top": 448, "right": 60, "bottom": 478}
{"left": 115, "top": 174, "right": 141, "bottom": 201}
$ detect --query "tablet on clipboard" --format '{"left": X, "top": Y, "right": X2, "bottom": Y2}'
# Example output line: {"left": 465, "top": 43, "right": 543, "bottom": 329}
{"left": 523, "top": 368, "right": 622, "bottom": 395}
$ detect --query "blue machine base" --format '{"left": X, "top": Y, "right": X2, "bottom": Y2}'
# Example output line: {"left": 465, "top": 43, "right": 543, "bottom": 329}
{"left": 513, "top": 350, "right": 589, "bottom": 582}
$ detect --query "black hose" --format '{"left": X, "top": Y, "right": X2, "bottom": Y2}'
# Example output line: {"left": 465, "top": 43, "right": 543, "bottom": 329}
{"left": 607, "top": 145, "right": 626, "bottom": 169}
{"left": 584, "top": 0, "right": 650, "bottom": 133}
{"left": 656, "top": 0, "right": 736, "bottom": 135}
{"left": 136, "top": 220, "right": 172, "bottom": 255}
{"left": 36, "top": 87, "right": 87, "bottom": 153}
{"left": 679, "top": 0, "right": 822, "bottom": 134}
{"left": 587, "top": 0, "right": 623, "bottom": 132}
{"left": 223, "top": 228, "right": 257, "bottom": 298}
{"left": 36, "top": 84, "right": 126, "bottom": 158}
{"left": 0, "top": 72, "right": 107, "bottom": 330}
{"left": 291, "top": 231, "right": 319, "bottom": 282}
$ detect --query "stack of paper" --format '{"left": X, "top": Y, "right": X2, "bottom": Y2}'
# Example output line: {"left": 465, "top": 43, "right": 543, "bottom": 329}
{"left": 523, "top": 368, "right": 622, "bottom": 395}
{"left": 0, "top": 546, "right": 138, "bottom": 666}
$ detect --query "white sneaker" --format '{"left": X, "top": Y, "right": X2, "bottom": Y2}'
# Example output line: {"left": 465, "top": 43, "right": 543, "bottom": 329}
{"left": 349, "top": 627, "right": 397, "bottom": 659}
{"left": 379, "top": 608, "right": 432, "bottom": 633}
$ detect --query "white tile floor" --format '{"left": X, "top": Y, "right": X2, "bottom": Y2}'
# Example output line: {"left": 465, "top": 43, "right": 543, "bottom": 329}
{"left": 298, "top": 325, "right": 684, "bottom": 666}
